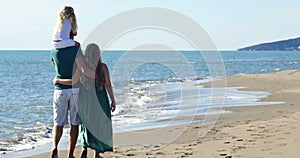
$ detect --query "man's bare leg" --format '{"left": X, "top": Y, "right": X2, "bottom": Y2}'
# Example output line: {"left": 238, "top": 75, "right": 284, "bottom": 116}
{"left": 68, "top": 124, "right": 79, "bottom": 158}
{"left": 52, "top": 125, "right": 63, "bottom": 158}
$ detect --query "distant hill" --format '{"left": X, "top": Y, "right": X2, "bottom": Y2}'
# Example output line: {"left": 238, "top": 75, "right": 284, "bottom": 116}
{"left": 238, "top": 37, "right": 300, "bottom": 51}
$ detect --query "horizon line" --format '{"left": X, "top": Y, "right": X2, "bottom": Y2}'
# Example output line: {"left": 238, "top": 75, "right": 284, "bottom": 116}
{"left": 0, "top": 49, "right": 237, "bottom": 51}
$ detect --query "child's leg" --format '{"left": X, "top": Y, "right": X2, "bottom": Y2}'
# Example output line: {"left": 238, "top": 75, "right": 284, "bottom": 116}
{"left": 52, "top": 39, "right": 77, "bottom": 49}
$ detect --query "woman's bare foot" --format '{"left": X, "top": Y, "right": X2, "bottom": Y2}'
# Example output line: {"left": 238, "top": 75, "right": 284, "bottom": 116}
{"left": 94, "top": 151, "right": 103, "bottom": 158}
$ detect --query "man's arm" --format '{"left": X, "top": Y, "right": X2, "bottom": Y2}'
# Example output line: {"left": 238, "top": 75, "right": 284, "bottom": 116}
{"left": 53, "top": 67, "right": 81, "bottom": 85}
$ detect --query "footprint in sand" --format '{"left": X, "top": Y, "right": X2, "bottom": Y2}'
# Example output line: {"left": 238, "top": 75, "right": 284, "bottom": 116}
{"left": 263, "top": 141, "right": 273, "bottom": 144}
{"left": 246, "top": 128, "right": 255, "bottom": 132}
{"left": 266, "top": 134, "right": 275, "bottom": 138}
{"left": 232, "top": 146, "right": 246, "bottom": 152}
{"left": 278, "top": 143, "right": 287, "bottom": 147}
{"left": 245, "top": 120, "right": 251, "bottom": 124}
{"left": 261, "top": 148, "right": 272, "bottom": 151}
{"left": 183, "top": 143, "right": 197, "bottom": 147}
{"left": 252, "top": 136, "right": 264, "bottom": 139}
{"left": 271, "top": 151, "right": 283, "bottom": 155}
{"left": 232, "top": 136, "right": 238, "bottom": 139}
{"left": 279, "top": 124, "right": 287, "bottom": 127}
{"left": 251, "top": 133, "right": 264, "bottom": 137}
{"left": 155, "top": 152, "right": 166, "bottom": 155}
{"left": 291, "top": 126, "right": 297, "bottom": 129}
{"left": 126, "top": 153, "right": 135, "bottom": 156}
{"left": 184, "top": 152, "right": 193, "bottom": 156}
{"left": 146, "top": 152, "right": 152, "bottom": 155}
{"left": 259, "top": 129, "right": 270, "bottom": 133}
{"left": 248, "top": 139, "right": 256, "bottom": 142}
{"left": 143, "top": 145, "right": 151, "bottom": 149}
{"left": 125, "top": 148, "right": 137, "bottom": 152}
{"left": 175, "top": 151, "right": 184, "bottom": 154}
{"left": 217, "top": 149, "right": 226, "bottom": 152}
{"left": 219, "top": 153, "right": 232, "bottom": 158}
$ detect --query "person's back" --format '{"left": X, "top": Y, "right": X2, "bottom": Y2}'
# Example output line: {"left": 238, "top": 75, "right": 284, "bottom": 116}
{"left": 51, "top": 46, "right": 81, "bottom": 89}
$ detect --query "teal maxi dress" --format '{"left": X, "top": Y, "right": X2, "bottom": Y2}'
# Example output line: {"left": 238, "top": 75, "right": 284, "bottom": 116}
{"left": 77, "top": 83, "right": 113, "bottom": 153}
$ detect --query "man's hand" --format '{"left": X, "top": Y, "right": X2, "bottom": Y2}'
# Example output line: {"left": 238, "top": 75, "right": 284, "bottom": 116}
{"left": 53, "top": 77, "right": 58, "bottom": 85}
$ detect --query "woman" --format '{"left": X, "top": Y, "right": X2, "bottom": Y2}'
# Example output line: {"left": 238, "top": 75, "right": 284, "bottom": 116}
{"left": 54, "top": 43, "right": 116, "bottom": 158}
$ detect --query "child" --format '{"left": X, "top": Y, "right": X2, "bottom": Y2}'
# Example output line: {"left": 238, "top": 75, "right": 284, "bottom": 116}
{"left": 52, "top": 6, "right": 80, "bottom": 49}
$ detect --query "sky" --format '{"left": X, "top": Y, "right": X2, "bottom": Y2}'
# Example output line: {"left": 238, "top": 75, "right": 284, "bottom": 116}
{"left": 0, "top": 0, "right": 300, "bottom": 50}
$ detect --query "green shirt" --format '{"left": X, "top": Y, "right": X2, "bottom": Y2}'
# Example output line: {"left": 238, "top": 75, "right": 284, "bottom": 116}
{"left": 51, "top": 46, "right": 83, "bottom": 90}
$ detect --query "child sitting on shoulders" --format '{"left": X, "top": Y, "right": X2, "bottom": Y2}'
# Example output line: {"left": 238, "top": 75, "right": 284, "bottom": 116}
{"left": 52, "top": 6, "right": 80, "bottom": 49}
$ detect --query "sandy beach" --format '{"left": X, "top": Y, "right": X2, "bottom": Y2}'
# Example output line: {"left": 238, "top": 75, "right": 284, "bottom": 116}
{"left": 26, "top": 70, "right": 300, "bottom": 158}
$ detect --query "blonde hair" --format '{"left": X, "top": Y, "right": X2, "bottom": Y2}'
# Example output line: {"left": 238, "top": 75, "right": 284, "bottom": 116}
{"left": 58, "top": 6, "right": 78, "bottom": 34}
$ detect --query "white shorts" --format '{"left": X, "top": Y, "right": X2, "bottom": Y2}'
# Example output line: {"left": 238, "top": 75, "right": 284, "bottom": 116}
{"left": 53, "top": 88, "right": 80, "bottom": 126}
{"left": 52, "top": 39, "right": 75, "bottom": 49}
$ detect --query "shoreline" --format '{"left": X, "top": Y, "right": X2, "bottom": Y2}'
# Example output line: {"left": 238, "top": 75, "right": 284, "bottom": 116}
{"left": 17, "top": 70, "right": 300, "bottom": 157}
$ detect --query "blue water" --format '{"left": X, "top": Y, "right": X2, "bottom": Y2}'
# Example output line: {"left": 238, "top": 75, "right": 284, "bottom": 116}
{"left": 0, "top": 50, "right": 299, "bottom": 153}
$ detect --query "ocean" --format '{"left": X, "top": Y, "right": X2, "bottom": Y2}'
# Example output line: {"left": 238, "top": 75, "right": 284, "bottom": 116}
{"left": 0, "top": 50, "right": 299, "bottom": 156}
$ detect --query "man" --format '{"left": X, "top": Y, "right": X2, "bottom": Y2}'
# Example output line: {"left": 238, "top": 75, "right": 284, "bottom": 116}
{"left": 50, "top": 46, "right": 93, "bottom": 158}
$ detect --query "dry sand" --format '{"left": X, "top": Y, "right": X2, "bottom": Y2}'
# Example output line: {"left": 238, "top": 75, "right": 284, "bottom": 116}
{"left": 26, "top": 70, "right": 300, "bottom": 158}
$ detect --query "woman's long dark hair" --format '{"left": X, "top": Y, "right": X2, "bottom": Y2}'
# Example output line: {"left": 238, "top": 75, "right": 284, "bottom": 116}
{"left": 85, "top": 43, "right": 105, "bottom": 90}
